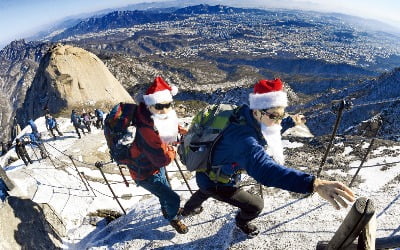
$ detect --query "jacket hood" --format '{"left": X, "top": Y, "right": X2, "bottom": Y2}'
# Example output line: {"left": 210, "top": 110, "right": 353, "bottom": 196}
{"left": 239, "top": 104, "right": 266, "bottom": 146}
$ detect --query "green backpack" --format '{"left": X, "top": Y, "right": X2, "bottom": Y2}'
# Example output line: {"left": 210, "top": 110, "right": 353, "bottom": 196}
{"left": 178, "top": 104, "right": 241, "bottom": 182}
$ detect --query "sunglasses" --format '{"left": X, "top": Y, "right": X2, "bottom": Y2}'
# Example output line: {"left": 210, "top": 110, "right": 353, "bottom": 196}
{"left": 154, "top": 102, "right": 173, "bottom": 110}
{"left": 260, "top": 110, "right": 286, "bottom": 121}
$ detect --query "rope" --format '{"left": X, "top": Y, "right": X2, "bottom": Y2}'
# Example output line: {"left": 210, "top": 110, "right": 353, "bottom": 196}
{"left": 42, "top": 135, "right": 194, "bottom": 194}
{"left": 303, "top": 96, "right": 400, "bottom": 119}
{"left": 353, "top": 96, "right": 400, "bottom": 108}
{"left": 326, "top": 161, "right": 400, "bottom": 170}
{"left": 334, "top": 134, "right": 400, "bottom": 142}
{"left": 45, "top": 142, "right": 114, "bottom": 167}
{"left": 354, "top": 161, "right": 400, "bottom": 168}
{"left": 18, "top": 106, "right": 399, "bottom": 218}
{"left": 305, "top": 109, "right": 331, "bottom": 119}
{"left": 42, "top": 141, "right": 66, "bottom": 155}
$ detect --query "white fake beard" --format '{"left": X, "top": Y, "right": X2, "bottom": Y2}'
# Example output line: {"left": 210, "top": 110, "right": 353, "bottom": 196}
{"left": 152, "top": 109, "right": 179, "bottom": 144}
{"left": 261, "top": 123, "right": 285, "bottom": 165}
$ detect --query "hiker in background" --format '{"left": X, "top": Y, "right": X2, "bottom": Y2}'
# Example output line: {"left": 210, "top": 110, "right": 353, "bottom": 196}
{"left": 29, "top": 133, "right": 48, "bottom": 159}
{"left": 180, "top": 78, "right": 355, "bottom": 237}
{"left": 88, "top": 111, "right": 96, "bottom": 127}
{"left": 28, "top": 119, "right": 40, "bottom": 138}
{"left": 1, "top": 141, "right": 8, "bottom": 156}
{"left": 7, "top": 141, "right": 12, "bottom": 151}
{"left": 15, "top": 138, "right": 33, "bottom": 166}
{"left": 45, "top": 114, "right": 63, "bottom": 138}
{"left": 0, "top": 177, "right": 10, "bottom": 202}
{"left": 11, "top": 116, "right": 21, "bottom": 141}
{"left": 94, "top": 108, "right": 104, "bottom": 129}
{"left": 71, "top": 110, "right": 86, "bottom": 139}
{"left": 128, "top": 76, "right": 189, "bottom": 234}
{"left": 81, "top": 110, "right": 92, "bottom": 133}
{"left": 43, "top": 103, "right": 50, "bottom": 115}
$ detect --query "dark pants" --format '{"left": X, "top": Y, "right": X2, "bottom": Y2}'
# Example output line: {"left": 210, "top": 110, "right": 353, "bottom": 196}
{"left": 49, "top": 125, "right": 63, "bottom": 137}
{"left": 20, "top": 153, "right": 33, "bottom": 166}
{"left": 34, "top": 143, "right": 48, "bottom": 159}
{"left": 73, "top": 124, "right": 86, "bottom": 138}
{"left": 84, "top": 121, "right": 91, "bottom": 133}
{"left": 135, "top": 167, "right": 180, "bottom": 221}
{"left": 95, "top": 119, "right": 104, "bottom": 129}
{"left": 0, "top": 179, "right": 9, "bottom": 201}
{"left": 183, "top": 186, "right": 264, "bottom": 223}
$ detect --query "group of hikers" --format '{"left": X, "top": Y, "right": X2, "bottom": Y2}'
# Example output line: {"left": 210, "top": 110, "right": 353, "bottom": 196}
{"left": 70, "top": 108, "right": 104, "bottom": 139}
{"left": 114, "top": 76, "right": 355, "bottom": 236}
{"left": 0, "top": 119, "right": 47, "bottom": 167}
{"left": 1, "top": 75, "right": 356, "bottom": 238}
{"left": 1, "top": 107, "right": 105, "bottom": 166}
{"left": 0, "top": 107, "right": 106, "bottom": 204}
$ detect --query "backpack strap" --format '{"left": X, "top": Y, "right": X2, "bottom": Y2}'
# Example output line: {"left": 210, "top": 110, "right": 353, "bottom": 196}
{"left": 205, "top": 106, "right": 246, "bottom": 184}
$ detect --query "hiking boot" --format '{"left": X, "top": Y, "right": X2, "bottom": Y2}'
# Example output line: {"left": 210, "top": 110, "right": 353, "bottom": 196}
{"left": 235, "top": 220, "right": 259, "bottom": 238}
{"left": 170, "top": 219, "right": 188, "bottom": 234}
{"left": 178, "top": 206, "right": 203, "bottom": 217}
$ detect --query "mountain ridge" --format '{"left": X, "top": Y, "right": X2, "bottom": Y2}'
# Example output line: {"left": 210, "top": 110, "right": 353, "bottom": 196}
{"left": 1, "top": 4, "right": 400, "bottom": 141}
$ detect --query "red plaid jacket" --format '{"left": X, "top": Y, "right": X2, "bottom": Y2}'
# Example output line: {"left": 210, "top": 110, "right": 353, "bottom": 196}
{"left": 128, "top": 102, "right": 176, "bottom": 180}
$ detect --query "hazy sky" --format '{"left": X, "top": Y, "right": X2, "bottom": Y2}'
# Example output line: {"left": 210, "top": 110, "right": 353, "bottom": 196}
{"left": 1, "top": 0, "right": 400, "bottom": 48}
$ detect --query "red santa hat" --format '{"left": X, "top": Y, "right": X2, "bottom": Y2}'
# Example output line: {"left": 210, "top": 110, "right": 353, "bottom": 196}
{"left": 143, "top": 76, "right": 178, "bottom": 106}
{"left": 249, "top": 78, "right": 288, "bottom": 110}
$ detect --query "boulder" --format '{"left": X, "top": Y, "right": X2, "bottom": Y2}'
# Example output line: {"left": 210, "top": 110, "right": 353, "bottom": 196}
{"left": 20, "top": 44, "right": 134, "bottom": 122}
{"left": 0, "top": 197, "right": 64, "bottom": 249}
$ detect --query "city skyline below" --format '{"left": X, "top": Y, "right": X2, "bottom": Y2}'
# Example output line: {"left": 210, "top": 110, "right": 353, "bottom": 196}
{"left": 1, "top": 0, "right": 400, "bottom": 49}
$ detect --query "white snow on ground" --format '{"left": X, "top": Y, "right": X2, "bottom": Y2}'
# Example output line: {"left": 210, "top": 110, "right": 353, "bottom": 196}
{"left": 1, "top": 116, "right": 400, "bottom": 249}
{"left": 343, "top": 146, "right": 354, "bottom": 156}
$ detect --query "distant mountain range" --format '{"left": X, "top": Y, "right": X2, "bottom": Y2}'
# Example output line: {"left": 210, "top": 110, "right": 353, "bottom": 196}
{"left": 1, "top": 4, "right": 400, "bottom": 140}
{"left": 48, "top": 5, "right": 266, "bottom": 41}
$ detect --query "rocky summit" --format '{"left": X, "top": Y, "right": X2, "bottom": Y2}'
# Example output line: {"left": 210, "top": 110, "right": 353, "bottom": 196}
{"left": 19, "top": 44, "right": 134, "bottom": 124}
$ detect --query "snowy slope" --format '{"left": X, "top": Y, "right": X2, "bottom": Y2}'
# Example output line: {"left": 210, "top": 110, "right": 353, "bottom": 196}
{"left": 1, "top": 116, "right": 400, "bottom": 249}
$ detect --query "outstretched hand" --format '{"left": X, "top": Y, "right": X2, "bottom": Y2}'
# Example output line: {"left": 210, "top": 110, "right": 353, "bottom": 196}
{"left": 290, "top": 114, "right": 306, "bottom": 126}
{"left": 178, "top": 126, "right": 188, "bottom": 135}
{"left": 313, "top": 178, "right": 355, "bottom": 210}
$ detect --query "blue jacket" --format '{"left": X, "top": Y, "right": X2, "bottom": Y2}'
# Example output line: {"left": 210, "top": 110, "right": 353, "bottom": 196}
{"left": 29, "top": 133, "right": 38, "bottom": 143}
{"left": 95, "top": 109, "right": 104, "bottom": 119}
{"left": 46, "top": 117, "right": 57, "bottom": 129}
{"left": 196, "top": 104, "right": 314, "bottom": 194}
{"left": 71, "top": 112, "right": 81, "bottom": 125}
{"left": 28, "top": 119, "right": 38, "bottom": 134}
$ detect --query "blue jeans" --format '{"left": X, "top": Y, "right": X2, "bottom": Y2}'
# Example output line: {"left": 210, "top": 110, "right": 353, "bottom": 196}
{"left": 135, "top": 167, "right": 180, "bottom": 221}
{"left": 0, "top": 179, "right": 9, "bottom": 202}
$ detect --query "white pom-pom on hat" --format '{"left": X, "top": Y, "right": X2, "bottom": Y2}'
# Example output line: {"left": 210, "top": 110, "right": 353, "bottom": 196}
{"left": 170, "top": 85, "right": 178, "bottom": 96}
